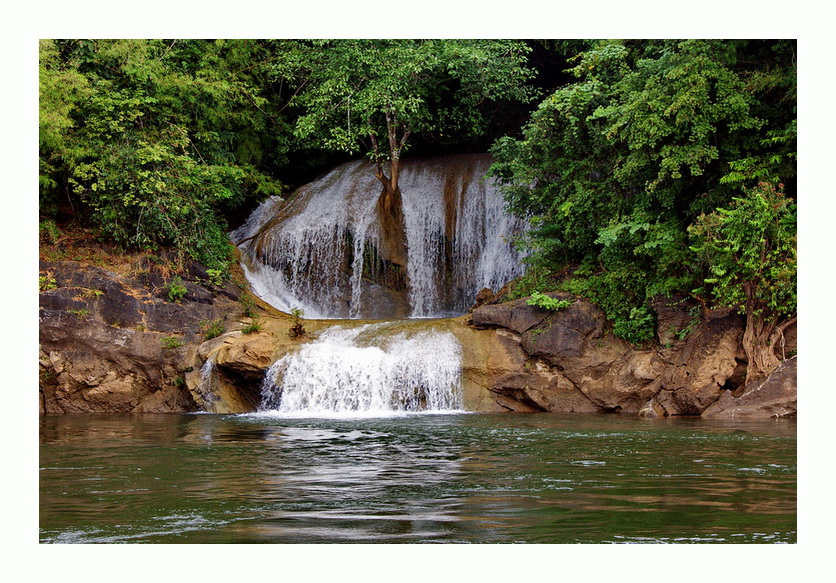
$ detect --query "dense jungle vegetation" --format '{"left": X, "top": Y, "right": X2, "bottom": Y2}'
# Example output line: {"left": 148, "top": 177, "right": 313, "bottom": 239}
{"left": 39, "top": 39, "right": 796, "bottom": 381}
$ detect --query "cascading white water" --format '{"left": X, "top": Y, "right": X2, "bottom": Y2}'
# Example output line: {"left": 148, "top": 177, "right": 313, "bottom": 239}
{"left": 232, "top": 163, "right": 383, "bottom": 319}
{"left": 194, "top": 354, "right": 220, "bottom": 411}
{"left": 232, "top": 154, "right": 528, "bottom": 319}
{"left": 259, "top": 324, "right": 463, "bottom": 416}
{"left": 228, "top": 154, "right": 525, "bottom": 415}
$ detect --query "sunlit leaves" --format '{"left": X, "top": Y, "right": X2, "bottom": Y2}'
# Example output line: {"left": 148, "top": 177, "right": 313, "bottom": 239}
{"left": 489, "top": 39, "right": 796, "bottom": 343}
{"left": 281, "top": 40, "right": 534, "bottom": 162}
{"left": 689, "top": 182, "right": 797, "bottom": 318}
{"left": 39, "top": 39, "right": 284, "bottom": 271}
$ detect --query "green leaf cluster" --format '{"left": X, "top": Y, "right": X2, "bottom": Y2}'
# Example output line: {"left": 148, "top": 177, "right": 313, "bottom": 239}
{"left": 277, "top": 39, "right": 535, "bottom": 162}
{"left": 39, "top": 39, "right": 286, "bottom": 271}
{"left": 491, "top": 39, "right": 796, "bottom": 343}
{"left": 689, "top": 182, "right": 797, "bottom": 318}
{"left": 526, "top": 291, "right": 572, "bottom": 311}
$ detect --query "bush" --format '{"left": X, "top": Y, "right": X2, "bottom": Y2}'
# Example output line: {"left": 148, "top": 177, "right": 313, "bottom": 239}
{"left": 161, "top": 336, "right": 183, "bottom": 349}
{"left": 40, "top": 273, "right": 57, "bottom": 291}
{"left": 288, "top": 307, "right": 305, "bottom": 339}
{"left": 526, "top": 291, "right": 572, "bottom": 312}
{"left": 200, "top": 319, "right": 225, "bottom": 340}
{"left": 166, "top": 276, "right": 187, "bottom": 303}
{"left": 242, "top": 319, "right": 262, "bottom": 334}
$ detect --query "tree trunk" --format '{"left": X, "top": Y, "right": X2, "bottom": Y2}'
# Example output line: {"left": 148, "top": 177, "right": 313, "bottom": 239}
{"left": 740, "top": 282, "right": 794, "bottom": 385}
{"left": 742, "top": 314, "right": 780, "bottom": 385}
{"left": 374, "top": 158, "right": 408, "bottom": 268}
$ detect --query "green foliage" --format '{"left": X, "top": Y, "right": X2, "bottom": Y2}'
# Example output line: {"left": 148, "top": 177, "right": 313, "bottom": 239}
{"left": 239, "top": 293, "right": 257, "bottom": 318}
{"left": 490, "top": 39, "right": 796, "bottom": 343}
{"left": 505, "top": 265, "right": 561, "bottom": 301}
{"left": 166, "top": 276, "right": 187, "bottom": 303}
{"left": 288, "top": 307, "right": 305, "bottom": 339}
{"left": 689, "top": 182, "right": 797, "bottom": 319}
{"left": 39, "top": 39, "right": 285, "bottom": 269}
{"left": 68, "top": 308, "right": 90, "bottom": 319}
{"left": 206, "top": 269, "right": 225, "bottom": 286}
{"left": 39, "top": 273, "right": 57, "bottom": 291}
{"left": 526, "top": 291, "right": 572, "bottom": 312}
{"left": 39, "top": 220, "right": 62, "bottom": 245}
{"left": 278, "top": 39, "right": 534, "bottom": 165}
{"left": 161, "top": 336, "right": 184, "bottom": 349}
{"left": 200, "top": 319, "right": 225, "bottom": 340}
{"left": 242, "top": 319, "right": 262, "bottom": 334}
{"left": 675, "top": 306, "right": 702, "bottom": 341}
{"left": 612, "top": 307, "right": 656, "bottom": 345}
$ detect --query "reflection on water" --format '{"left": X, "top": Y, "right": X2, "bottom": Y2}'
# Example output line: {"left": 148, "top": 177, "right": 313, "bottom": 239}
{"left": 39, "top": 413, "right": 796, "bottom": 543}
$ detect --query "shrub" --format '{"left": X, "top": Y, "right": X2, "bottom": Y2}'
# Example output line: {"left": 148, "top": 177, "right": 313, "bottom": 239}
{"left": 161, "top": 336, "right": 184, "bottom": 349}
{"left": 166, "top": 276, "right": 187, "bottom": 303}
{"left": 200, "top": 319, "right": 225, "bottom": 340}
{"left": 288, "top": 307, "right": 305, "bottom": 339}
{"left": 239, "top": 293, "right": 257, "bottom": 318}
{"left": 242, "top": 319, "right": 262, "bottom": 334}
{"left": 40, "top": 273, "right": 57, "bottom": 291}
{"left": 526, "top": 291, "right": 572, "bottom": 312}
{"left": 206, "top": 269, "right": 225, "bottom": 286}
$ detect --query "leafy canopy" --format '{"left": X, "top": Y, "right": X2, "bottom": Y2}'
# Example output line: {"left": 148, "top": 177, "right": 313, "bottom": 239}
{"left": 689, "top": 181, "right": 797, "bottom": 319}
{"left": 490, "top": 39, "right": 796, "bottom": 343}
{"left": 39, "top": 39, "right": 285, "bottom": 271}
{"left": 276, "top": 39, "right": 535, "bottom": 163}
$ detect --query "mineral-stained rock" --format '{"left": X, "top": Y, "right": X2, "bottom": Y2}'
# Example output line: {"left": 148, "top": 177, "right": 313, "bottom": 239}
{"left": 702, "top": 356, "right": 797, "bottom": 419}
{"left": 39, "top": 257, "right": 797, "bottom": 419}
{"left": 470, "top": 294, "right": 555, "bottom": 334}
{"left": 39, "top": 259, "right": 245, "bottom": 414}
{"left": 468, "top": 292, "right": 793, "bottom": 418}
{"left": 650, "top": 294, "right": 701, "bottom": 347}
{"left": 649, "top": 311, "right": 745, "bottom": 415}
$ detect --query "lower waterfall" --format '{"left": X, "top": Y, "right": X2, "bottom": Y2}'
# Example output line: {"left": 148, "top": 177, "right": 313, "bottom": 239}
{"left": 258, "top": 323, "right": 463, "bottom": 416}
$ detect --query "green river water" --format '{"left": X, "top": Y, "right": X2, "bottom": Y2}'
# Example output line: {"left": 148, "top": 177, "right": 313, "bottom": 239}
{"left": 39, "top": 412, "right": 796, "bottom": 544}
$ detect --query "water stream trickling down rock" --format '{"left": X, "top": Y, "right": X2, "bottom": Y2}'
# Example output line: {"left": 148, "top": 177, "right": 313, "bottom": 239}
{"left": 232, "top": 154, "right": 527, "bottom": 320}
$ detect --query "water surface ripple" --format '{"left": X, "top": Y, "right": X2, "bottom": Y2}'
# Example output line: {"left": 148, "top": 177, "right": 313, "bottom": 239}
{"left": 39, "top": 413, "right": 796, "bottom": 543}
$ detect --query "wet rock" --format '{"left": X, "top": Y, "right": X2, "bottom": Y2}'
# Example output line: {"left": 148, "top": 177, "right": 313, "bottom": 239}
{"left": 702, "top": 356, "right": 797, "bottom": 419}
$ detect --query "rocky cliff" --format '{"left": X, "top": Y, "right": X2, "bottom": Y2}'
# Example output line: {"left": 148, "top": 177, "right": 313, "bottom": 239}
{"left": 467, "top": 292, "right": 796, "bottom": 418}
{"left": 39, "top": 259, "right": 797, "bottom": 418}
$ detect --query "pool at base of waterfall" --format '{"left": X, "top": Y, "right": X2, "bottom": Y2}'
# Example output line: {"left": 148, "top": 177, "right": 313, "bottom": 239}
{"left": 39, "top": 412, "right": 796, "bottom": 544}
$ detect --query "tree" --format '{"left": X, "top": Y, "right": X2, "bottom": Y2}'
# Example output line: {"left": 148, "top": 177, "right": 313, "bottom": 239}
{"left": 689, "top": 182, "right": 797, "bottom": 383}
{"left": 490, "top": 39, "right": 796, "bottom": 345}
{"left": 39, "top": 39, "right": 285, "bottom": 271}
{"left": 277, "top": 39, "right": 534, "bottom": 210}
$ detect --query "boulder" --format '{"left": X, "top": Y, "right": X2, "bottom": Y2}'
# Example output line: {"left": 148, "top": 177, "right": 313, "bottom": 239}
{"left": 648, "top": 311, "right": 745, "bottom": 415}
{"left": 702, "top": 356, "right": 797, "bottom": 419}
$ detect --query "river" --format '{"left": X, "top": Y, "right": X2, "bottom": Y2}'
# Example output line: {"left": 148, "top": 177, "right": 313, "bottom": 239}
{"left": 39, "top": 412, "right": 796, "bottom": 543}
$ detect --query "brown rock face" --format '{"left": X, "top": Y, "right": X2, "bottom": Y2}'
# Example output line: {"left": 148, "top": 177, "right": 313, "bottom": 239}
{"left": 39, "top": 257, "right": 796, "bottom": 419}
{"left": 701, "top": 356, "right": 797, "bottom": 419}
{"left": 469, "top": 295, "right": 795, "bottom": 417}
{"left": 39, "top": 260, "right": 245, "bottom": 414}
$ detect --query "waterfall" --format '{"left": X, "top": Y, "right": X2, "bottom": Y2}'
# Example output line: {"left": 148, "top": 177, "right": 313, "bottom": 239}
{"left": 259, "top": 324, "right": 463, "bottom": 416}
{"left": 194, "top": 354, "right": 220, "bottom": 411}
{"left": 232, "top": 154, "right": 527, "bottom": 319}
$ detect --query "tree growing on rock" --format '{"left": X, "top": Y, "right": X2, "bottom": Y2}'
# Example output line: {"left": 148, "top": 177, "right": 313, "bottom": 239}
{"left": 276, "top": 39, "right": 534, "bottom": 216}
{"left": 689, "top": 181, "right": 797, "bottom": 383}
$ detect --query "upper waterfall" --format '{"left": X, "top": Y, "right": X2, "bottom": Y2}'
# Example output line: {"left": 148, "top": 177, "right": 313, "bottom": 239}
{"left": 232, "top": 154, "right": 527, "bottom": 319}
